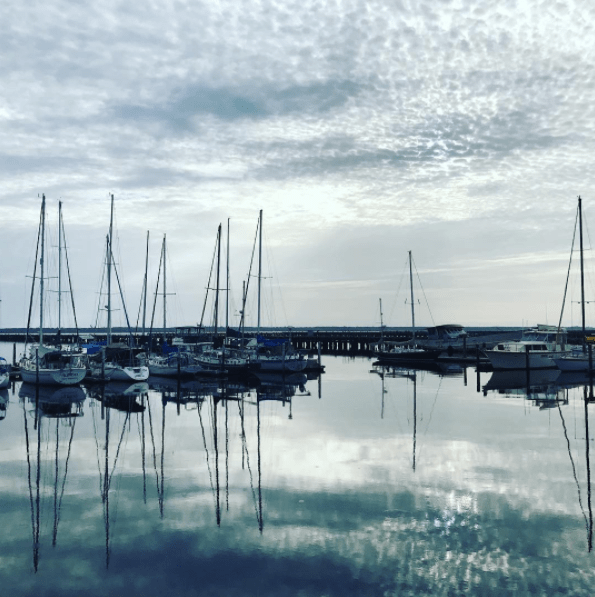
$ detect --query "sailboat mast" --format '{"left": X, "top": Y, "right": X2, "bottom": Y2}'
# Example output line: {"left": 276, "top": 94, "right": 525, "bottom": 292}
{"left": 142, "top": 231, "right": 149, "bottom": 336}
{"left": 409, "top": 250, "right": 415, "bottom": 342}
{"left": 226, "top": 218, "right": 230, "bottom": 331}
{"left": 58, "top": 200, "right": 62, "bottom": 334}
{"left": 241, "top": 280, "right": 246, "bottom": 340}
{"left": 40, "top": 194, "right": 46, "bottom": 347}
{"left": 579, "top": 196, "right": 586, "bottom": 351}
{"left": 162, "top": 234, "right": 167, "bottom": 339}
{"left": 214, "top": 224, "right": 221, "bottom": 335}
{"left": 107, "top": 194, "right": 114, "bottom": 345}
{"left": 257, "top": 210, "right": 262, "bottom": 334}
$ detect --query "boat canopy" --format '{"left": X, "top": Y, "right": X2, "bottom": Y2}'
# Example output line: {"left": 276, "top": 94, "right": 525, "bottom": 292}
{"left": 426, "top": 324, "right": 466, "bottom": 340}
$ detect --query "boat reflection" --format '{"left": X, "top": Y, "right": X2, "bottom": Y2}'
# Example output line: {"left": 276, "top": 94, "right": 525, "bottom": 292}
{"left": 88, "top": 380, "right": 152, "bottom": 568}
{"left": 86, "top": 381, "right": 148, "bottom": 412}
{"left": 370, "top": 363, "right": 441, "bottom": 472}
{"left": 372, "top": 359, "right": 466, "bottom": 378}
{"left": 18, "top": 382, "right": 84, "bottom": 572}
{"left": 483, "top": 369, "right": 594, "bottom": 551}
{"left": 14, "top": 366, "right": 319, "bottom": 571}
{"left": 555, "top": 384, "right": 594, "bottom": 551}
{"left": 19, "top": 382, "right": 85, "bottom": 418}
{"left": 0, "top": 388, "right": 8, "bottom": 420}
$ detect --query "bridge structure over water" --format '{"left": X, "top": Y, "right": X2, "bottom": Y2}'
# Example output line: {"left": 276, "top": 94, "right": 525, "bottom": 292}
{"left": 0, "top": 325, "right": 530, "bottom": 356}
{"left": 0, "top": 326, "right": 406, "bottom": 354}
{"left": 3, "top": 325, "right": 590, "bottom": 361}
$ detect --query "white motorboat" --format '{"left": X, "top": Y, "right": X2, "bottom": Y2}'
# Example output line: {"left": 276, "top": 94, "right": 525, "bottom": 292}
{"left": 485, "top": 325, "right": 569, "bottom": 370}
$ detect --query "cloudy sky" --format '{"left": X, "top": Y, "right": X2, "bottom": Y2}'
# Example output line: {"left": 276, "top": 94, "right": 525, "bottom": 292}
{"left": 2, "top": 0, "right": 595, "bottom": 330}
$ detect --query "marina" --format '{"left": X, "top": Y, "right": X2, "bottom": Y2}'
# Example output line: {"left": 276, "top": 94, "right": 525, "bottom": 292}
{"left": 2, "top": 0, "right": 595, "bottom": 593}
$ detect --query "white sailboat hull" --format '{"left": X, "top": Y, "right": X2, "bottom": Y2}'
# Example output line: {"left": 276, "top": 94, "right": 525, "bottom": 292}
{"left": 90, "top": 363, "right": 149, "bottom": 382}
{"left": 148, "top": 362, "right": 203, "bottom": 377}
{"left": 253, "top": 355, "right": 308, "bottom": 372}
{"left": 147, "top": 354, "right": 204, "bottom": 377}
{"left": 19, "top": 361, "right": 87, "bottom": 385}
{"left": 553, "top": 355, "right": 593, "bottom": 372}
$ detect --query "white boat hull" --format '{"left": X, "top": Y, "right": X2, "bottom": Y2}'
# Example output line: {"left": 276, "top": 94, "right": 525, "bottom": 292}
{"left": 147, "top": 354, "right": 204, "bottom": 377}
{"left": 255, "top": 356, "right": 308, "bottom": 372}
{"left": 91, "top": 363, "right": 149, "bottom": 382}
{"left": 19, "top": 362, "right": 87, "bottom": 385}
{"left": 553, "top": 355, "right": 593, "bottom": 372}
{"left": 148, "top": 362, "right": 203, "bottom": 377}
{"left": 485, "top": 350, "right": 562, "bottom": 370}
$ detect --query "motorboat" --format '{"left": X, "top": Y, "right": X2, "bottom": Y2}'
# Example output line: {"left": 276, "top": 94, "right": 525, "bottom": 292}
{"left": 484, "top": 325, "right": 569, "bottom": 370}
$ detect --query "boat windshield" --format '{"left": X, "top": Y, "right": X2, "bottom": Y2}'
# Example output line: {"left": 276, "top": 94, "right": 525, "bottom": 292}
{"left": 522, "top": 331, "right": 564, "bottom": 343}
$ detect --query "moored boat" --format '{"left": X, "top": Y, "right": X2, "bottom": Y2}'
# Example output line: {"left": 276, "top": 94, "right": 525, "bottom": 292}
{"left": 0, "top": 357, "right": 10, "bottom": 389}
{"left": 18, "top": 195, "right": 88, "bottom": 386}
{"left": 374, "top": 252, "right": 444, "bottom": 364}
{"left": 484, "top": 325, "right": 569, "bottom": 370}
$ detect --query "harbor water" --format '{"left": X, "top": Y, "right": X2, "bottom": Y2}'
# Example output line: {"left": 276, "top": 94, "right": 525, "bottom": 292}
{"left": 1, "top": 349, "right": 594, "bottom": 596}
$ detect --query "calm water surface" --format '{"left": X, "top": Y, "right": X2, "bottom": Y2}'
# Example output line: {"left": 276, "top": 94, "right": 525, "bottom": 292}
{"left": 1, "top": 351, "right": 594, "bottom": 596}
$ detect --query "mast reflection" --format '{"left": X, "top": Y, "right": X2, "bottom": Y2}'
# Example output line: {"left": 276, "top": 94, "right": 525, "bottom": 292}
{"left": 87, "top": 381, "right": 148, "bottom": 568}
{"left": 19, "top": 382, "right": 84, "bottom": 572}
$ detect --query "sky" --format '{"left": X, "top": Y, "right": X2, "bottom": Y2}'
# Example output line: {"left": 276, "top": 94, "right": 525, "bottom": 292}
{"left": 2, "top": 0, "right": 595, "bottom": 331}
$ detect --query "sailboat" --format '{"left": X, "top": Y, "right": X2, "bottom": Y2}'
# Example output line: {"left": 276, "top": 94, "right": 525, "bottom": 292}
{"left": 374, "top": 251, "right": 443, "bottom": 363}
{"left": 243, "top": 210, "right": 307, "bottom": 373}
{"left": 484, "top": 199, "right": 594, "bottom": 372}
{"left": 193, "top": 223, "right": 251, "bottom": 375}
{"left": 89, "top": 195, "right": 149, "bottom": 382}
{"left": 554, "top": 196, "right": 595, "bottom": 372}
{"left": 146, "top": 235, "right": 204, "bottom": 377}
{"left": 19, "top": 195, "right": 88, "bottom": 386}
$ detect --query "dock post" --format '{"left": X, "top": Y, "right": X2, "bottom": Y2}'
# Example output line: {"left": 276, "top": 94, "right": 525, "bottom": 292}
{"left": 525, "top": 346, "right": 531, "bottom": 392}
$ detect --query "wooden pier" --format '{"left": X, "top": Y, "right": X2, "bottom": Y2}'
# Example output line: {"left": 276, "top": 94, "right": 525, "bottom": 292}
{"left": 2, "top": 326, "right": 589, "bottom": 362}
